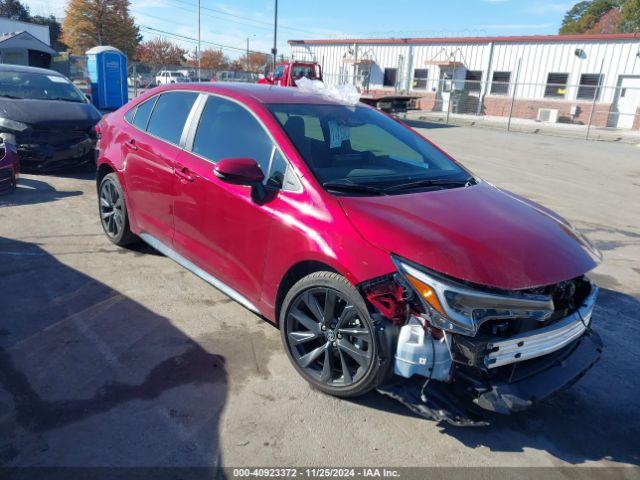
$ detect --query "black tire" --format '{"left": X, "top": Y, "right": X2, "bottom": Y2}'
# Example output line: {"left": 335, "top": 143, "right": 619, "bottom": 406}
{"left": 98, "top": 172, "right": 138, "bottom": 246}
{"left": 280, "top": 271, "right": 387, "bottom": 398}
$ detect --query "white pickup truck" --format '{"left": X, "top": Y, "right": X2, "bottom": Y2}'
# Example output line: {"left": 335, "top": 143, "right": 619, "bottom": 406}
{"left": 155, "top": 70, "right": 191, "bottom": 85}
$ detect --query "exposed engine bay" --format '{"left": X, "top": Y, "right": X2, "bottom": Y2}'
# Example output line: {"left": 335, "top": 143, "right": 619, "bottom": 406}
{"left": 360, "top": 258, "right": 602, "bottom": 426}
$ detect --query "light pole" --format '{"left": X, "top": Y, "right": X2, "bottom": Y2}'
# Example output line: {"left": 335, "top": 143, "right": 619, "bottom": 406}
{"left": 245, "top": 35, "right": 255, "bottom": 71}
{"left": 197, "top": 0, "right": 201, "bottom": 81}
{"left": 272, "top": 0, "right": 278, "bottom": 72}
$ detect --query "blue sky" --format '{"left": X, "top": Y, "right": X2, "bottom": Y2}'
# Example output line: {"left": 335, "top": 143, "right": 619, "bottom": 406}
{"left": 25, "top": 0, "right": 574, "bottom": 59}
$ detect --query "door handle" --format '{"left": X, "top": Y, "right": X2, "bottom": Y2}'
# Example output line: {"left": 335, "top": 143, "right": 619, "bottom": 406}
{"left": 125, "top": 139, "right": 138, "bottom": 151}
{"left": 174, "top": 165, "right": 194, "bottom": 182}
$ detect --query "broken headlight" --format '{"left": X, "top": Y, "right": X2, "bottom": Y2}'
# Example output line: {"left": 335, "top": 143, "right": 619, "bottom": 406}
{"left": 392, "top": 256, "right": 554, "bottom": 336}
{"left": 0, "top": 117, "right": 29, "bottom": 133}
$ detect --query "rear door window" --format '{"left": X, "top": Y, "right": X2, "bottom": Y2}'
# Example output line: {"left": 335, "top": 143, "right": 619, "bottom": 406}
{"left": 146, "top": 91, "right": 198, "bottom": 144}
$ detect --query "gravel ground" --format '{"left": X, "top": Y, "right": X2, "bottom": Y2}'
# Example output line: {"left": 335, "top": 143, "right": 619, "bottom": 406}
{"left": 0, "top": 125, "right": 638, "bottom": 473}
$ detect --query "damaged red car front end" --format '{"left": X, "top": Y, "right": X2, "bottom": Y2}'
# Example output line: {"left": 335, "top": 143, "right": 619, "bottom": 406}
{"left": 347, "top": 182, "right": 603, "bottom": 426}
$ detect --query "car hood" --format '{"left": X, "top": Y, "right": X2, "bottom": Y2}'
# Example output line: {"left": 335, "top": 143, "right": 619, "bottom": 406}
{"left": 0, "top": 98, "right": 101, "bottom": 130}
{"left": 338, "top": 181, "right": 601, "bottom": 290}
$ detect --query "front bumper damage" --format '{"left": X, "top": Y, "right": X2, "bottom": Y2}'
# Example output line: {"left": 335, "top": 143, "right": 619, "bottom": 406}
{"left": 378, "top": 330, "right": 602, "bottom": 425}
{"left": 474, "top": 329, "right": 602, "bottom": 414}
{"left": 18, "top": 137, "right": 96, "bottom": 172}
{"left": 365, "top": 274, "right": 602, "bottom": 427}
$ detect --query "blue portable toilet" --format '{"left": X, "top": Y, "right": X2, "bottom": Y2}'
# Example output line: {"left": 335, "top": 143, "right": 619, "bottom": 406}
{"left": 86, "top": 46, "right": 128, "bottom": 110}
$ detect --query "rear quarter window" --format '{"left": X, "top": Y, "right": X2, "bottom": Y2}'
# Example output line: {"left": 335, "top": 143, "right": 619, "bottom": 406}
{"left": 131, "top": 96, "right": 157, "bottom": 130}
{"left": 124, "top": 107, "right": 136, "bottom": 124}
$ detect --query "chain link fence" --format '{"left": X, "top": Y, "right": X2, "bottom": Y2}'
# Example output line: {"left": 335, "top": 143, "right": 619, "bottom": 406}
{"left": 318, "top": 58, "right": 640, "bottom": 142}
{"left": 398, "top": 78, "right": 639, "bottom": 142}
{"left": 125, "top": 62, "right": 260, "bottom": 98}
{"left": 50, "top": 52, "right": 639, "bottom": 142}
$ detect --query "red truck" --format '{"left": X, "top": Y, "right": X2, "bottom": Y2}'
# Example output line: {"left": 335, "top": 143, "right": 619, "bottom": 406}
{"left": 258, "top": 61, "right": 323, "bottom": 87}
{"left": 259, "top": 61, "right": 418, "bottom": 113}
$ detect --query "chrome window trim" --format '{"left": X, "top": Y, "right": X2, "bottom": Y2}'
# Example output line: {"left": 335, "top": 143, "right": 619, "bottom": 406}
{"left": 140, "top": 233, "right": 260, "bottom": 314}
{"left": 485, "top": 285, "right": 598, "bottom": 369}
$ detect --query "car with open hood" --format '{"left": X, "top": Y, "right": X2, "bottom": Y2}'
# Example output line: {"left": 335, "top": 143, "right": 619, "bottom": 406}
{"left": 0, "top": 64, "right": 101, "bottom": 172}
{"left": 95, "top": 83, "right": 602, "bottom": 425}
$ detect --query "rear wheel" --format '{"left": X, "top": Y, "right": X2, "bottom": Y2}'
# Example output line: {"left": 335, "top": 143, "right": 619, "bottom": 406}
{"left": 98, "top": 173, "right": 138, "bottom": 246}
{"left": 280, "top": 271, "right": 385, "bottom": 398}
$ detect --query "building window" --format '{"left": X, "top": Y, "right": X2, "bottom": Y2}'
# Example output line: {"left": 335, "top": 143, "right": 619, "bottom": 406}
{"left": 544, "top": 73, "right": 569, "bottom": 98}
{"left": 577, "top": 73, "right": 603, "bottom": 101}
{"left": 412, "top": 69, "right": 429, "bottom": 89}
{"left": 465, "top": 70, "right": 482, "bottom": 92}
{"left": 383, "top": 68, "right": 397, "bottom": 87}
{"left": 490, "top": 71, "right": 511, "bottom": 95}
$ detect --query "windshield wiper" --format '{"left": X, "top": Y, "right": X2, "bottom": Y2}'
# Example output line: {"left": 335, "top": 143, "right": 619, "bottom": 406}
{"left": 322, "top": 181, "right": 386, "bottom": 196}
{"left": 47, "top": 97, "right": 84, "bottom": 103}
{"left": 0, "top": 94, "right": 23, "bottom": 99}
{"left": 384, "top": 177, "right": 476, "bottom": 193}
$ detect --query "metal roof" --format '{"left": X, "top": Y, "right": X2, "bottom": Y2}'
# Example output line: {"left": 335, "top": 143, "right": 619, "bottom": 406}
{"left": 0, "top": 30, "right": 56, "bottom": 54}
{"left": 289, "top": 33, "right": 640, "bottom": 46}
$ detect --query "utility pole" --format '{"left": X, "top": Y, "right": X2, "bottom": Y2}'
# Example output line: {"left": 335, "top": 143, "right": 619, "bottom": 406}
{"left": 197, "top": 0, "right": 201, "bottom": 81}
{"left": 272, "top": 0, "right": 278, "bottom": 71}
{"left": 246, "top": 37, "right": 250, "bottom": 71}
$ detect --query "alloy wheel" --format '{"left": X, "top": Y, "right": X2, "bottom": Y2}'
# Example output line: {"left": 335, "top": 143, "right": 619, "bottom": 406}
{"left": 285, "top": 287, "right": 374, "bottom": 387}
{"left": 99, "top": 180, "right": 124, "bottom": 238}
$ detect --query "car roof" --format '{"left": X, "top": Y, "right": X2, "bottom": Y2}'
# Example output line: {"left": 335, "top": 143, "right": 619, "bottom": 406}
{"left": 0, "top": 63, "right": 65, "bottom": 76}
{"left": 154, "top": 82, "right": 352, "bottom": 106}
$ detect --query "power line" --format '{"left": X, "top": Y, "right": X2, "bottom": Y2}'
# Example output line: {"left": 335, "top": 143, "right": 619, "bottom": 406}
{"left": 146, "top": 1, "right": 277, "bottom": 33}
{"left": 166, "top": 0, "right": 327, "bottom": 36}
{"left": 139, "top": 24, "right": 270, "bottom": 56}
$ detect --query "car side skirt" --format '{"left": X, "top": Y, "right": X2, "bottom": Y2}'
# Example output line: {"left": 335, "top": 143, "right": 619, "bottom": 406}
{"left": 140, "top": 233, "right": 261, "bottom": 314}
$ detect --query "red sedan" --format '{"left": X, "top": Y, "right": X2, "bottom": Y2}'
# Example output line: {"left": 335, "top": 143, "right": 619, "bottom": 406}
{"left": 96, "top": 83, "right": 602, "bottom": 424}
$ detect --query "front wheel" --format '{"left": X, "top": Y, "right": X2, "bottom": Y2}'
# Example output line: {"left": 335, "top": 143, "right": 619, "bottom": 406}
{"left": 280, "top": 271, "right": 386, "bottom": 398}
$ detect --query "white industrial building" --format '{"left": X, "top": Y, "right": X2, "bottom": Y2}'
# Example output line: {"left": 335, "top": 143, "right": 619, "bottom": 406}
{"left": 0, "top": 17, "right": 55, "bottom": 68}
{"left": 289, "top": 33, "right": 640, "bottom": 129}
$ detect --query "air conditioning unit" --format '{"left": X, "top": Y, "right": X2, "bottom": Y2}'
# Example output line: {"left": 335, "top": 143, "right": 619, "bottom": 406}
{"left": 537, "top": 108, "right": 559, "bottom": 123}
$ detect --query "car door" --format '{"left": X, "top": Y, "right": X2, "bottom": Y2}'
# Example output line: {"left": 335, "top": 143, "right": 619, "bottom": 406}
{"left": 122, "top": 91, "right": 199, "bottom": 246}
{"left": 172, "top": 94, "right": 296, "bottom": 307}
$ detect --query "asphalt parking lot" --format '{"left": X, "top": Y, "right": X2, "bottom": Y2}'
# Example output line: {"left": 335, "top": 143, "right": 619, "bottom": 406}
{"left": 1, "top": 125, "right": 639, "bottom": 471}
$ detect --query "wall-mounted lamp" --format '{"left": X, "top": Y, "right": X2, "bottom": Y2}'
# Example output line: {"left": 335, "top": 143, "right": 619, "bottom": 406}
{"left": 574, "top": 48, "right": 586, "bottom": 58}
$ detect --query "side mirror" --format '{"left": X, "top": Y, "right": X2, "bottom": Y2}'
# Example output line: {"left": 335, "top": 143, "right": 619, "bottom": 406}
{"left": 215, "top": 158, "right": 268, "bottom": 203}
{"left": 214, "top": 157, "right": 264, "bottom": 185}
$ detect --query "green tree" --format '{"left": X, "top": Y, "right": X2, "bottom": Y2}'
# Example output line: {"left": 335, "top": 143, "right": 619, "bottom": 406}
{"left": 31, "top": 15, "right": 67, "bottom": 52}
{"left": 136, "top": 38, "right": 186, "bottom": 66}
{"left": 62, "top": 0, "right": 139, "bottom": 57}
{"left": 0, "top": 0, "right": 30, "bottom": 21}
{"left": 559, "top": 0, "right": 623, "bottom": 33}
{"left": 620, "top": 0, "right": 640, "bottom": 31}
